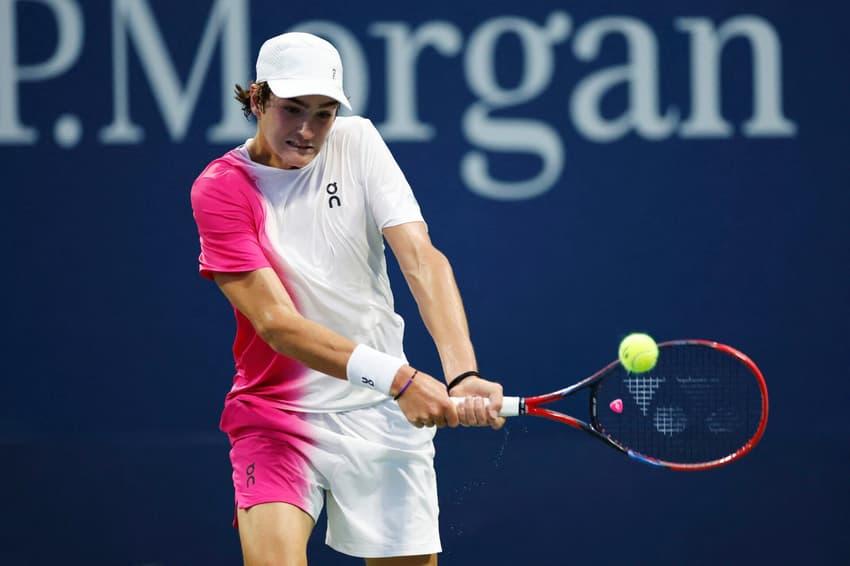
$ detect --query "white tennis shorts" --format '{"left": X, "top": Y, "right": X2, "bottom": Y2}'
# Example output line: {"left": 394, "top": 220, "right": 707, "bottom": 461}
{"left": 229, "top": 398, "right": 441, "bottom": 558}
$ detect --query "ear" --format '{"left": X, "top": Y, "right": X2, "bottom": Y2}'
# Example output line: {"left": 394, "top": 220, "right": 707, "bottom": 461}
{"left": 249, "top": 84, "right": 262, "bottom": 117}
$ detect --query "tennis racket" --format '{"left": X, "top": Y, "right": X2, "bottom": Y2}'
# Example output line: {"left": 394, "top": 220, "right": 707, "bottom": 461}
{"left": 452, "top": 339, "right": 768, "bottom": 471}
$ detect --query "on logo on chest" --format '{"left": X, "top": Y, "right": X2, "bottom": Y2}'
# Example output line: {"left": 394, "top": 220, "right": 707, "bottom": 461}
{"left": 326, "top": 182, "right": 341, "bottom": 208}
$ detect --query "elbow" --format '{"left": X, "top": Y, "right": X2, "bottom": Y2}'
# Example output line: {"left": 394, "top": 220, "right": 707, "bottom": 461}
{"left": 255, "top": 321, "right": 284, "bottom": 346}
{"left": 401, "top": 246, "right": 451, "bottom": 283}
{"left": 253, "top": 308, "right": 302, "bottom": 354}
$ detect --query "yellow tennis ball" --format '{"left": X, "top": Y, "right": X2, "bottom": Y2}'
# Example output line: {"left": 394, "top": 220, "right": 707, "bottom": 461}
{"left": 618, "top": 333, "right": 659, "bottom": 373}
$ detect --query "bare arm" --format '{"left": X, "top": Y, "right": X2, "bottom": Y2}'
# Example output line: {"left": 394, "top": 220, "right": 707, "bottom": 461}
{"left": 383, "top": 222, "right": 476, "bottom": 379}
{"left": 215, "top": 268, "right": 356, "bottom": 378}
{"left": 213, "top": 267, "right": 458, "bottom": 427}
{"left": 384, "top": 222, "right": 504, "bottom": 428}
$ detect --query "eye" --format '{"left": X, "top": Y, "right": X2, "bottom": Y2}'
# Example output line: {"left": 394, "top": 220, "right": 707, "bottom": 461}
{"left": 317, "top": 111, "right": 333, "bottom": 120}
{"left": 284, "top": 106, "right": 301, "bottom": 115}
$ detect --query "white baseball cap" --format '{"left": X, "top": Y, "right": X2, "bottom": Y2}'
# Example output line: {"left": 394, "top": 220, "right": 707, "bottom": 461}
{"left": 255, "top": 32, "right": 351, "bottom": 109}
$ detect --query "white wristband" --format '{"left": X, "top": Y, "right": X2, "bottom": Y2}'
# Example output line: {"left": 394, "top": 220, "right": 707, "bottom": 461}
{"left": 346, "top": 344, "right": 406, "bottom": 396}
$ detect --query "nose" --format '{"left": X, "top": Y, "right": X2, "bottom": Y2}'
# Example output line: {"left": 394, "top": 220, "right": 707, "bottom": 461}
{"left": 297, "top": 119, "right": 314, "bottom": 141}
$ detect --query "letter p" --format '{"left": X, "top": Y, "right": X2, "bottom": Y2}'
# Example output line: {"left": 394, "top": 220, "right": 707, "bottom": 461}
{"left": 0, "top": 0, "right": 83, "bottom": 144}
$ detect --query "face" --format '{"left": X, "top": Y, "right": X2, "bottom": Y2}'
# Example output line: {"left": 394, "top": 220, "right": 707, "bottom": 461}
{"left": 252, "top": 92, "right": 339, "bottom": 169}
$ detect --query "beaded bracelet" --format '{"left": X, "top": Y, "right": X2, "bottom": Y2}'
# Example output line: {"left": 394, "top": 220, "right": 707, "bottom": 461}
{"left": 393, "top": 370, "right": 419, "bottom": 400}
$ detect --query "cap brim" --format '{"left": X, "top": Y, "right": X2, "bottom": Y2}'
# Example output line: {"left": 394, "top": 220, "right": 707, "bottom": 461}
{"left": 266, "top": 78, "right": 351, "bottom": 110}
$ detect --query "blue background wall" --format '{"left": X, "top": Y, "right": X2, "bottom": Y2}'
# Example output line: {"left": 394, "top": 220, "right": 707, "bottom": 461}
{"left": 3, "top": 1, "right": 848, "bottom": 564}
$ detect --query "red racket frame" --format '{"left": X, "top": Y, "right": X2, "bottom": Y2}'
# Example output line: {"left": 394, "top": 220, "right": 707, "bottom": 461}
{"left": 518, "top": 339, "right": 769, "bottom": 471}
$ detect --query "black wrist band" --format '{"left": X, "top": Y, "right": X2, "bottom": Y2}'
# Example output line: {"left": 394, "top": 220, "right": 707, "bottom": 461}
{"left": 447, "top": 370, "right": 480, "bottom": 392}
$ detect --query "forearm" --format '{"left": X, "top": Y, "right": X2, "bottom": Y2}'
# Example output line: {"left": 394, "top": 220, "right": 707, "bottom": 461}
{"left": 402, "top": 249, "right": 477, "bottom": 380}
{"left": 215, "top": 268, "right": 413, "bottom": 394}
{"left": 255, "top": 306, "right": 356, "bottom": 379}
{"left": 256, "top": 307, "right": 413, "bottom": 394}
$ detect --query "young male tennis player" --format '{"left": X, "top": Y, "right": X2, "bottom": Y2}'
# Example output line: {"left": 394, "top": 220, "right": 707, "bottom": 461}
{"left": 190, "top": 32, "right": 504, "bottom": 565}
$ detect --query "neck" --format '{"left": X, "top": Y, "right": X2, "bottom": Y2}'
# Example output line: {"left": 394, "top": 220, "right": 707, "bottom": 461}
{"left": 247, "top": 132, "right": 302, "bottom": 170}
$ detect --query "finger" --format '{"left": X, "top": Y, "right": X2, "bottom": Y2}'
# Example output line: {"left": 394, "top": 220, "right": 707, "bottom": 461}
{"left": 473, "top": 396, "right": 489, "bottom": 426}
{"left": 432, "top": 411, "right": 447, "bottom": 428}
{"left": 466, "top": 397, "right": 482, "bottom": 426}
{"left": 490, "top": 416, "right": 506, "bottom": 431}
{"left": 455, "top": 399, "right": 470, "bottom": 427}
{"left": 487, "top": 388, "right": 504, "bottom": 422}
{"left": 457, "top": 398, "right": 475, "bottom": 426}
{"left": 445, "top": 399, "right": 460, "bottom": 428}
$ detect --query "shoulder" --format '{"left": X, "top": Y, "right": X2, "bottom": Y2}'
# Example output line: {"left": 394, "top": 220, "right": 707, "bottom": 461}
{"left": 191, "top": 150, "right": 257, "bottom": 208}
{"left": 325, "top": 116, "right": 390, "bottom": 173}
{"left": 328, "top": 115, "right": 382, "bottom": 146}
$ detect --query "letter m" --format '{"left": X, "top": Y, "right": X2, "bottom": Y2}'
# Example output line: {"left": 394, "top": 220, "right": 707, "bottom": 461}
{"left": 100, "top": 0, "right": 251, "bottom": 143}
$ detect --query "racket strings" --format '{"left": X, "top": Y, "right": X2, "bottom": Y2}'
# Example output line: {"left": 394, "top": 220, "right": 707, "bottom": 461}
{"left": 623, "top": 375, "right": 664, "bottom": 417}
{"left": 595, "top": 344, "right": 763, "bottom": 464}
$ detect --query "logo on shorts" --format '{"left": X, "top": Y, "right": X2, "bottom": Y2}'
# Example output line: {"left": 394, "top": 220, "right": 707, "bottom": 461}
{"left": 361, "top": 376, "right": 375, "bottom": 387}
{"left": 246, "top": 462, "right": 256, "bottom": 487}
{"left": 327, "top": 182, "right": 341, "bottom": 208}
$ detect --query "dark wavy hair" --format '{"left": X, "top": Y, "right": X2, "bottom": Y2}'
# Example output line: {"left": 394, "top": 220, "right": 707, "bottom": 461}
{"left": 234, "top": 81, "right": 272, "bottom": 119}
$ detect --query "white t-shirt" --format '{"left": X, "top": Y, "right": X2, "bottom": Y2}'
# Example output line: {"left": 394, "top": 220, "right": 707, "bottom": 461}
{"left": 191, "top": 116, "right": 425, "bottom": 413}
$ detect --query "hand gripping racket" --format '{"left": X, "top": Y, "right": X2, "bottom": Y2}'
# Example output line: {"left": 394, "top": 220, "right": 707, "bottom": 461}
{"left": 453, "top": 339, "right": 768, "bottom": 471}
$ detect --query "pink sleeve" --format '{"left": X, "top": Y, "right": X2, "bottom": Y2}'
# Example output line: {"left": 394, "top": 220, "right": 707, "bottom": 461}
{"left": 190, "top": 161, "right": 271, "bottom": 280}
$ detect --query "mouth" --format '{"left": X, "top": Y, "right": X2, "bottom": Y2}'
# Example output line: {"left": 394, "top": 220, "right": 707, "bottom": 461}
{"left": 286, "top": 140, "right": 314, "bottom": 151}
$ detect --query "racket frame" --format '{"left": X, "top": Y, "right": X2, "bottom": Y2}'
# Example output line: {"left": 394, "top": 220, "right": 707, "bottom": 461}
{"left": 517, "top": 339, "right": 769, "bottom": 471}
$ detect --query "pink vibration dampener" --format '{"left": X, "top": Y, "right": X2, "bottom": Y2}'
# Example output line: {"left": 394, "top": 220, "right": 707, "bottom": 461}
{"left": 609, "top": 399, "right": 624, "bottom": 413}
